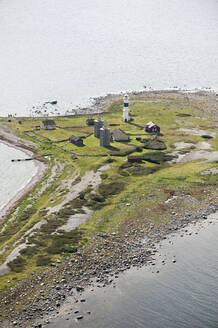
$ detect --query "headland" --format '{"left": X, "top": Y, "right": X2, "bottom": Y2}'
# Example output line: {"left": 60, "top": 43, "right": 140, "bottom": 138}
{"left": 0, "top": 90, "right": 217, "bottom": 327}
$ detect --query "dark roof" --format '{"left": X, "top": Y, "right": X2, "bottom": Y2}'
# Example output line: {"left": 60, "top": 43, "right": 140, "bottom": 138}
{"left": 112, "top": 128, "right": 129, "bottom": 141}
{"left": 145, "top": 121, "right": 159, "bottom": 128}
{"left": 86, "top": 118, "right": 95, "bottom": 125}
{"left": 86, "top": 118, "right": 95, "bottom": 122}
{"left": 42, "top": 120, "right": 56, "bottom": 125}
{"left": 69, "top": 135, "right": 82, "bottom": 142}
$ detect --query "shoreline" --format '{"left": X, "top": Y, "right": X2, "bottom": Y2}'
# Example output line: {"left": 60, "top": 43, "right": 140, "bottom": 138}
{"left": 0, "top": 89, "right": 217, "bottom": 327}
{"left": 1, "top": 190, "right": 217, "bottom": 328}
{"left": 0, "top": 88, "right": 217, "bottom": 119}
{"left": 94, "top": 88, "right": 218, "bottom": 117}
{"left": 0, "top": 136, "right": 48, "bottom": 223}
{"left": 45, "top": 210, "right": 218, "bottom": 328}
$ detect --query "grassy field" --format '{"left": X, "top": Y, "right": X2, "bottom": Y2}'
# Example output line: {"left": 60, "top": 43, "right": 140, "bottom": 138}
{"left": 0, "top": 92, "right": 217, "bottom": 292}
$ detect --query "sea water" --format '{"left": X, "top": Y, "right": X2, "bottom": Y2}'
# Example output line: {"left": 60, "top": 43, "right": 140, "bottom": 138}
{"left": 0, "top": 143, "right": 38, "bottom": 218}
{"left": 47, "top": 214, "right": 218, "bottom": 328}
{"left": 0, "top": 0, "right": 217, "bottom": 326}
{"left": 0, "top": 0, "right": 217, "bottom": 116}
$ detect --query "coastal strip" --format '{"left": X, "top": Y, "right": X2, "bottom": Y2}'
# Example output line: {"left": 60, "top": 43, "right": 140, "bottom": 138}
{"left": 0, "top": 136, "right": 48, "bottom": 223}
{"left": 0, "top": 90, "right": 217, "bottom": 327}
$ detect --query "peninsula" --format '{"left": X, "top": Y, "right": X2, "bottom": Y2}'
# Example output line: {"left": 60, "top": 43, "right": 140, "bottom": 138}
{"left": 0, "top": 90, "right": 217, "bottom": 328}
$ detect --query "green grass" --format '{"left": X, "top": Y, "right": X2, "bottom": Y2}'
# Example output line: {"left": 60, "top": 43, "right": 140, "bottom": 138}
{"left": 0, "top": 93, "right": 217, "bottom": 292}
{"left": 8, "top": 257, "right": 27, "bottom": 273}
{"left": 141, "top": 138, "right": 167, "bottom": 150}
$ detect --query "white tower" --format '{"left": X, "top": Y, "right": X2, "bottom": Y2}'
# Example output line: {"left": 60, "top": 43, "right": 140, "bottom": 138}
{"left": 123, "top": 94, "right": 129, "bottom": 122}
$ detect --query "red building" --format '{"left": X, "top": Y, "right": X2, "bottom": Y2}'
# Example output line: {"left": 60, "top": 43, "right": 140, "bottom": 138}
{"left": 145, "top": 121, "right": 160, "bottom": 133}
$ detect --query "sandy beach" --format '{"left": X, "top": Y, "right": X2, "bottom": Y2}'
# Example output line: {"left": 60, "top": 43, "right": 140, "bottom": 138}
{"left": 0, "top": 130, "right": 48, "bottom": 223}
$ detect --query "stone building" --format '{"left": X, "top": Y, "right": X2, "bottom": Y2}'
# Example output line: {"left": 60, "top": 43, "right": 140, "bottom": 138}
{"left": 94, "top": 119, "right": 104, "bottom": 138}
{"left": 100, "top": 126, "right": 111, "bottom": 147}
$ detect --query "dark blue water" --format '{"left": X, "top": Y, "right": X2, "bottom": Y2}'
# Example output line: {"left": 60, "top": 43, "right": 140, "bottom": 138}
{"left": 46, "top": 214, "right": 218, "bottom": 328}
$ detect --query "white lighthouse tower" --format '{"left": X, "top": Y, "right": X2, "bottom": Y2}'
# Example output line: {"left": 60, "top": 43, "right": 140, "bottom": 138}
{"left": 123, "top": 94, "right": 129, "bottom": 122}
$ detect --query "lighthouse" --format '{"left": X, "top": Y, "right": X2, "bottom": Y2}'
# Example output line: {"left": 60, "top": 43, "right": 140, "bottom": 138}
{"left": 123, "top": 94, "right": 129, "bottom": 122}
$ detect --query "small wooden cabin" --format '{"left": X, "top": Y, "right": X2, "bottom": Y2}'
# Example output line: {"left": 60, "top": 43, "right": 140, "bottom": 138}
{"left": 86, "top": 118, "right": 95, "bottom": 126}
{"left": 40, "top": 120, "right": 56, "bottom": 130}
{"left": 145, "top": 122, "right": 160, "bottom": 133}
{"left": 69, "top": 135, "right": 84, "bottom": 146}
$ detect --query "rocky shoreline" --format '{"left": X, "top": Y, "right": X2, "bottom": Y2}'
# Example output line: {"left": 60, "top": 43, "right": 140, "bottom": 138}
{"left": 90, "top": 88, "right": 218, "bottom": 118}
{"left": 0, "top": 89, "right": 217, "bottom": 327}
{"left": 0, "top": 186, "right": 217, "bottom": 328}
